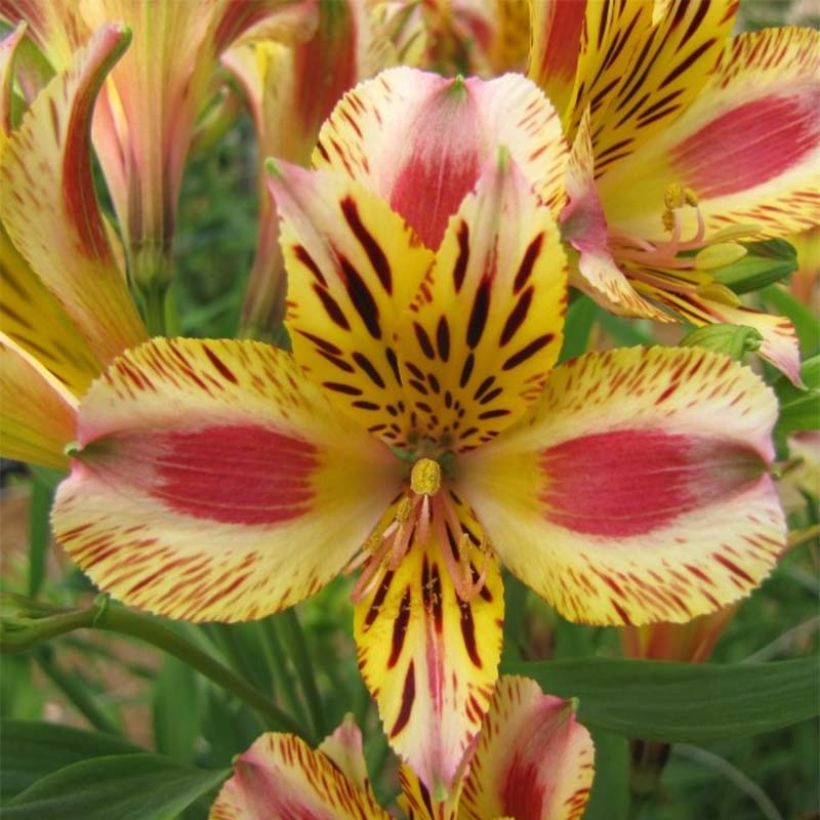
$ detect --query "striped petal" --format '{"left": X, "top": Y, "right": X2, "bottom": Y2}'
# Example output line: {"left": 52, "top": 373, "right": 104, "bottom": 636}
{"left": 52, "top": 338, "right": 401, "bottom": 622}
{"left": 0, "top": 334, "right": 77, "bottom": 470}
{"left": 313, "top": 67, "right": 568, "bottom": 247}
{"left": 209, "top": 731, "right": 390, "bottom": 820}
{"left": 458, "top": 676, "right": 595, "bottom": 820}
{"left": 570, "top": 0, "right": 736, "bottom": 176}
{"left": 270, "top": 160, "right": 435, "bottom": 449}
{"left": 562, "top": 109, "right": 670, "bottom": 320}
{"left": 317, "top": 715, "right": 373, "bottom": 794}
{"left": 399, "top": 153, "right": 567, "bottom": 451}
{"left": 646, "top": 288, "right": 802, "bottom": 386}
{"left": 354, "top": 494, "right": 504, "bottom": 794}
{"left": 0, "top": 25, "right": 147, "bottom": 369}
{"left": 457, "top": 346, "right": 785, "bottom": 626}
{"left": 600, "top": 27, "right": 820, "bottom": 241}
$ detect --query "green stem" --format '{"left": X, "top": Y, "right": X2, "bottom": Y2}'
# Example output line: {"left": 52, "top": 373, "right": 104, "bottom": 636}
{"left": 279, "top": 609, "right": 325, "bottom": 740}
{"left": 3, "top": 595, "right": 304, "bottom": 738}
{"left": 95, "top": 604, "right": 303, "bottom": 736}
{"left": 139, "top": 281, "right": 168, "bottom": 336}
{"left": 35, "top": 646, "right": 121, "bottom": 735}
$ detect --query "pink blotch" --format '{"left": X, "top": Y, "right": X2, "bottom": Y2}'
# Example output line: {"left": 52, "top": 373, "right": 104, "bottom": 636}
{"left": 672, "top": 94, "right": 819, "bottom": 199}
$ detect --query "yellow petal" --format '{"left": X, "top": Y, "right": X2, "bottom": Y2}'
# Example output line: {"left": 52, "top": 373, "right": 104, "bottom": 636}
{"left": 354, "top": 494, "right": 504, "bottom": 793}
{"left": 458, "top": 676, "right": 595, "bottom": 820}
{"left": 399, "top": 153, "right": 567, "bottom": 451}
{"left": 52, "top": 338, "right": 402, "bottom": 622}
{"left": 457, "top": 346, "right": 785, "bottom": 626}
{"left": 271, "top": 160, "right": 435, "bottom": 449}
{"left": 600, "top": 27, "right": 820, "bottom": 241}
{"left": 574, "top": 0, "right": 735, "bottom": 175}
{"left": 209, "top": 731, "right": 390, "bottom": 820}
{"left": 0, "top": 25, "right": 147, "bottom": 368}
{"left": 0, "top": 333, "right": 77, "bottom": 470}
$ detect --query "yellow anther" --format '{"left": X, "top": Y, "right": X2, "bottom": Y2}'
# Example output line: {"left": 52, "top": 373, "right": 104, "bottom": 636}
{"left": 410, "top": 458, "right": 442, "bottom": 497}
{"left": 395, "top": 497, "right": 414, "bottom": 523}
{"left": 683, "top": 186, "right": 699, "bottom": 206}
{"left": 662, "top": 209, "right": 676, "bottom": 232}
{"left": 663, "top": 182, "right": 685, "bottom": 211}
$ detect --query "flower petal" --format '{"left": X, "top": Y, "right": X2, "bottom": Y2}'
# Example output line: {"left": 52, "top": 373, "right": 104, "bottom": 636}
{"left": 354, "top": 495, "right": 504, "bottom": 794}
{"left": 600, "top": 27, "right": 820, "bottom": 241}
{"left": 458, "top": 676, "right": 595, "bottom": 820}
{"left": 399, "top": 153, "right": 567, "bottom": 451}
{"left": 209, "top": 731, "right": 390, "bottom": 820}
{"left": 571, "top": 0, "right": 735, "bottom": 176}
{"left": 317, "top": 715, "right": 372, "bottom": 794}
{"left": 0, "top": 333, "right": 77, "bottom": 470}
{"left": 0, "top": 22, "right": 27, "bottom": 134}
{"left": 270, "top": 160, "right": 435, "bottom": 449}
{"left": 0, "top": 222, "right": 101, "bottom": 396}
{"left": 0, "top": 25, "right": 147, "bottom": 368}
{"left": 562, "top": 109, "right": 671, "bottom": 320}
{"left": 644, "top": 287, "right": 802, "bottom": 386}
{"left": 52, "top": 338, "right": 401, "bottom": 622}
{"left": 457, "top": 346, "right": 785, "bottom": 626}
{"left": 313, "top": 67, "right": 568, "bottom": 247}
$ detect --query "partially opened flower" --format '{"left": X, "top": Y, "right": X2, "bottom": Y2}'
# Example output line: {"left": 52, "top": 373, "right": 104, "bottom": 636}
{"left": 0, "top": 25, "right": 147, "bottom": 470}
{"left": 222, "top": 0, "right": 395, "bottom": 336}
{"left": 529, "top": 0, "right": 819, "bottom": 383}
{"left": 210, "top": 676, "right": 595, "bottom": 819}
{"left": 51, "top": 69, "right": 784, "bottom": 792}
{"left": 1, "top": 0, "right": 316, "bottom": 317}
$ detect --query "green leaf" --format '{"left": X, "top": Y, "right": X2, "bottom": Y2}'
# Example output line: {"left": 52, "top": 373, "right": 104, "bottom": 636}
{"left": 775, "top": 354, "right": 820, "bottom": 435}
{"left": 27, "top": 475, "right": 54, "bottom": 599}
{"left": 501, "top": 657, "right": 818, "bottom": 742}
{"left": 680, "top": 323, "right": 762, "bottom": 360}
{"left": 585, "top": 732, "right": 630, "bottom": 820}
{"left": 559, "top": 295, "right": 599, "bottom": 363}
{"left": 0, "top": 721, "right": 141, "bottom": 800}
{"left": 153, "top": 657, "right": 201, "bottom": 762}
{"left": 712, "top": 238, "right": 797, "bottom": 295}
{"left": 5, "top": 754, "right": 228, "bottom": 820}
{"left": 760, "top": 286, "right": 819, "bottom": 355}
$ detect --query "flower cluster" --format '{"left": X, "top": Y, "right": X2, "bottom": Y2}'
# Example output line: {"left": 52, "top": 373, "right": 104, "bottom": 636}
{"left": 0, "top": 0, "right": 816, "bottom": 816}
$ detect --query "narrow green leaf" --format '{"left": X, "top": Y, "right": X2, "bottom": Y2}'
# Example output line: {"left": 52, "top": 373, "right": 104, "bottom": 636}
{"left": 153, "top": 657, "right": 201, "bottom": 761}
{"left": 585, "top": 732, "right": 630, "bottom": 820}
{"left": 5, "top": 754, "right": 228, "bottom": 820}
{"left": 0, "top": 721, "right": 141, "bottom": 800}
{"left": 27, "top": 476, "right": 53, "bottom": 599}
{"left": 501, "top": 657, "right": 818, "bottom": 742}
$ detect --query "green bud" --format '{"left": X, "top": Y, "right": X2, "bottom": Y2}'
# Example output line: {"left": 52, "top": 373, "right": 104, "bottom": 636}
{"left": 711, "top": 238, "right": 798, "bottom": 295}
{"left": 680, "top": 324, "right": 763, "bottom": 361}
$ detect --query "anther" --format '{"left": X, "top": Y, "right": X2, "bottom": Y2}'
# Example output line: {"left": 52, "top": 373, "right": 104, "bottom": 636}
{"left": 410, "top": 458, "right": 441, "bottom": 497}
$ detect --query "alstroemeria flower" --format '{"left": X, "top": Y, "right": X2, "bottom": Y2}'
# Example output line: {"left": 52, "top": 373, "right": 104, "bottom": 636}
{"left": 222, "top": 0, "right": 395, "bottom": 336}
{"left": 373, "top": 0, "right": 531, "bottom": 78}
{"left": 51, "top": 68, "right": 784, "bottom": 792}
{"left": 210, "top": 676, "right": 595, "bottom": 819}
{"left": 529, "top": 0, "right": 819, "bottom": 384}
{"left": 1, "top": 0, "right": 316, "bottom": 302}
{"left": 0, "top": 25, "right": 147, "bottom": 469}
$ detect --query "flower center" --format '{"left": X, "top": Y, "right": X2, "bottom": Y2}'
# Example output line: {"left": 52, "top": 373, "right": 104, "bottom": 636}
{"left": 610, "top": 182, "right": 755, "bottom": 304}
{"left": 347, "top": 457, "right": 489, "bottom": 604}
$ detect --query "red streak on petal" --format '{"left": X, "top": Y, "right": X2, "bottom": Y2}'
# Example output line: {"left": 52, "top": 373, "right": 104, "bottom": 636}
{"left": 153, "top": 425, "right": 317, "bottom": 525}
{"left": 389, "top": 82, "right": 482, "bottom": 249}
{"left": 501, "top": 753, "right": 547, "bottom": 818}
{"left": 672, "top": 94, "right": 819, "bottom": 199}
{"left": 537, "top": 0, "right": 586, "bottom": 85}
{"left": 540, "top": 429, "right": 764, "bottom": 537}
